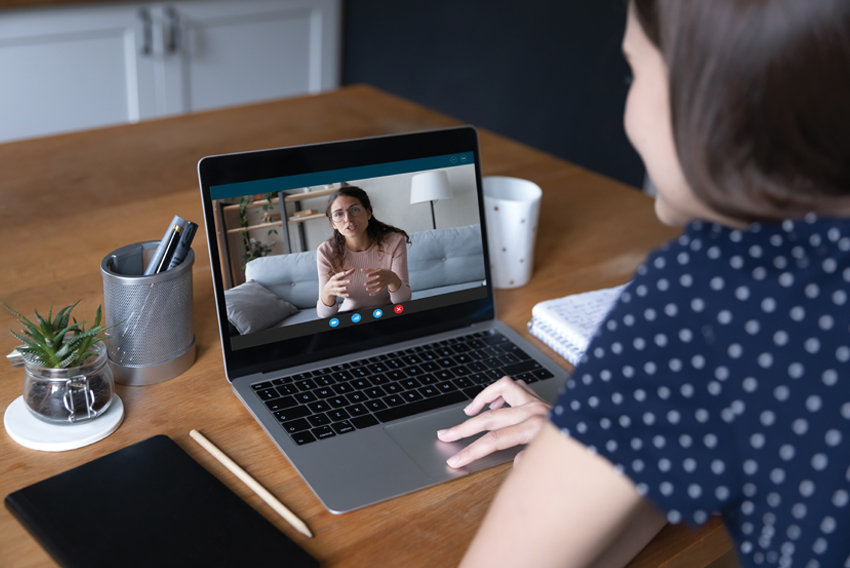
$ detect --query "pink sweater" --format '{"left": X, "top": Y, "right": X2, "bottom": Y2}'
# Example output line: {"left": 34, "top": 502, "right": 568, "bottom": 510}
{"left": 316, "top": 231, "right": 411, "bottom": 318}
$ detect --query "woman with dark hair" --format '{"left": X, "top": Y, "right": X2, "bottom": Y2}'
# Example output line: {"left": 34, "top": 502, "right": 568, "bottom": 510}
{"left": 316, "top": 186, "right": 411, "bottom": 318}
{"left": 458, "top": 1, "right": 850, "bottom": 566}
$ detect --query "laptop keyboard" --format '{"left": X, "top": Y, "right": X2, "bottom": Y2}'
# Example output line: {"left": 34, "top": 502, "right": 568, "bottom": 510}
{"left": 250, "top": 329, "right": 555, "bottom": 445}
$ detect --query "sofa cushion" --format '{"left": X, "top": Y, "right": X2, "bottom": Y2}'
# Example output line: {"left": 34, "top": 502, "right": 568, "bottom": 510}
{"left": 245, "top": 250, "right": 320, "bottom": 310}
{"left": 407, "top": 224, "right": 485, "bottom": 291}
{"left": 224, "top": 280, "right": 299, "bottom": 334}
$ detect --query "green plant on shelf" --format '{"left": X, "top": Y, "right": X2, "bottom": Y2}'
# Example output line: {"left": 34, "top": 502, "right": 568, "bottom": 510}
{"left": 238, "top": 192, "right": 279, "bottom": 268}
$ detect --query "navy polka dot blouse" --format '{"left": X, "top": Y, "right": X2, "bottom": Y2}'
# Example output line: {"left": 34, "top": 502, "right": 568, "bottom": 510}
{"left": 549, "top": 216, "right": 850, "bottom": 568}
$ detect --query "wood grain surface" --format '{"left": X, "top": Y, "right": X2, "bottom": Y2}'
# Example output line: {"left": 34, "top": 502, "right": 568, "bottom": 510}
{"left": 0, "top": 85, "right": 733, "bottom": 567}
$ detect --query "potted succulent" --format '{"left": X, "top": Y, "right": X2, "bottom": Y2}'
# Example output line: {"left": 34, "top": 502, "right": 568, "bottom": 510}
{"left": 4, "top": 300, "right": 115, "bottom": 424}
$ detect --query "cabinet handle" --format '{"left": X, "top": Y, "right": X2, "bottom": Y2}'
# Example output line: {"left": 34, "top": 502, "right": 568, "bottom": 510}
{"left": 139, "top": 7, "right": 153, "bottom": 56}
{"left": 165, "top": 6, "right": 180, "bottom": 54}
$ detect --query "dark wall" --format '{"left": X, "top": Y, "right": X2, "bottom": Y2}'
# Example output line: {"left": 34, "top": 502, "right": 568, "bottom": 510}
{"left": 342, "top": 0, "right": 645, "bottom": 189}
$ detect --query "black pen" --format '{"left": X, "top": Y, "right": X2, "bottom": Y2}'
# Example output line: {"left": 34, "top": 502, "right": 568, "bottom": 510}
{"left": 167, "top": 221, "right": 198, "bottom": 270}
{"left": 153, "top": 224, "right": 184, "bottom": 274}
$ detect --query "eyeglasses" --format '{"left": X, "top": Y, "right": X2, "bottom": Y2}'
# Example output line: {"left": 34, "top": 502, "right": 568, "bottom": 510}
{"left": 331, "top": 205, "right": 365, "bottom": 223}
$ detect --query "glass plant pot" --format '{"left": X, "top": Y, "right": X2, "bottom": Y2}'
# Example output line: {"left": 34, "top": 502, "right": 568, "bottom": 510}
{"left": 22, "top": 343, "right": 115, "bottom": 425}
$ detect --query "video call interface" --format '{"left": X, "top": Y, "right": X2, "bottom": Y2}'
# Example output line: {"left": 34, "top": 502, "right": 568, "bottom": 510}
{"left": 209, "top": 153, "right": 488, "bottom": 351}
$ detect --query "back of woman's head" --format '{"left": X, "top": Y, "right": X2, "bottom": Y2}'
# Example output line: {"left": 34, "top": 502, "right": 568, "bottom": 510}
{"left": 633, "top": 0, "right": 850, "bottom": 221}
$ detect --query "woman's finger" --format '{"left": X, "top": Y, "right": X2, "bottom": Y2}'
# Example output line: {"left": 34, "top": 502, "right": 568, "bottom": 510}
{"left": 445, "top": 414, "right": 549, "bottom": 468}
{"left": 437, "top": 401, "right": 550, "bottom": 443}
{"left": 463, "top": 377, "right": 540, "bottom": 417}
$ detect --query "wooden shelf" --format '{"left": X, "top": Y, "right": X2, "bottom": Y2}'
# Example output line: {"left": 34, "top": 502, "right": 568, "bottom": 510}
{"left": 287, "top": 213, "right": 326, "bottom": 224}
{"left": 225, "top": 220, "right": 282, "bottom": 234}
{"left": 222, "top": 197, "right": 279, "bottom": 212}
{"left": 284, "top": 187, "right": 337, "bottom": 203}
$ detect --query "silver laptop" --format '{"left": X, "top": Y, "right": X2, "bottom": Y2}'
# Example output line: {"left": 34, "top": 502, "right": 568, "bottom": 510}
{"left": 197, "top": 127, "right": 568, "bottom": 513}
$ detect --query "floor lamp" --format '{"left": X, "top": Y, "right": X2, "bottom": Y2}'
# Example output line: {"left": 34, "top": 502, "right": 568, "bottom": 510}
{"left": 410, "top": 171, "right": 453, "bottom": 230}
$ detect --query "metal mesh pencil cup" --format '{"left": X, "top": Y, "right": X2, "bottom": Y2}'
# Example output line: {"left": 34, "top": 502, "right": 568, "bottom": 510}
{"left": 100, "top": 241, "right": 196, "bottom": 386}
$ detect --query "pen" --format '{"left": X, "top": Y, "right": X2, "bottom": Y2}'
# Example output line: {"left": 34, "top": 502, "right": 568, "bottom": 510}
{"left": 153, "top": 223, "right": 184, "bottom": 274}
{"left": 167, "top": 221, "right": 198, "bottom": 270}
{"left": 144, "top": 215, "right": 186, "bottom": 275}
{"left": 189, "top": 429, "right": 314, "bottom": 538}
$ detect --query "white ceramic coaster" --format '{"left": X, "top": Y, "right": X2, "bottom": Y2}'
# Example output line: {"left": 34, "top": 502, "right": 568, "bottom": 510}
{"left": 4, "top": 395, "right": 124, "bottom": 452}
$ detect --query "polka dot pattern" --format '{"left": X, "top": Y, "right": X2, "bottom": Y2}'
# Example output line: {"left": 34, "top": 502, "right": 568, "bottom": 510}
{"left": 550, "top": 217, "right": 850, "bottom": 568}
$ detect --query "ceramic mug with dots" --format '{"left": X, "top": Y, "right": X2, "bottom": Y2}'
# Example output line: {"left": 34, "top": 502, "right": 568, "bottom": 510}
{"left": 482, "top": 176, "right": 542, "bottom": 289}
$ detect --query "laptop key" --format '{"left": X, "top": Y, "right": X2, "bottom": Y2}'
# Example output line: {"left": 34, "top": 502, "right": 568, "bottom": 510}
{"left": 313, "top": 375, "right": 335, "bottom": 387}
{"left": 401, "top": 391, "right": 423, "bottom": 403}
{"left": 251, "top": 381, "right": 273, "bottom": 391}
{"left": 332, "top": 420, "right": 356, "bottom": 435}
{"left": 369, "top": 373, "right": 390, "bottom": 385}
{"left": 404, "top": 365, "right": 425, "bottom": 376}
{"left": 314, "top": 387, "right": 335, "bottom": 399}
{"left": 265, "top": 396, "right": 297, "bottom": 412}
{"left": 308, "top": 401, "right": 331, "bottom": 414}
{"left": 534, "top": 368, "right": 555, "bottom": 380}
{"left": 502, "top": 360, "right": 543, "bottom": 376}
{"left": 351, "top": 415, "right": 379, "bottom": 429}
{"left": 384, "top": 394, "right": 405, "bottom": 407}
{"left": 346, "top": 392, "right": 367, "bottom": 405}
{"left": 419, "top": 385, "right": 440, "bottom": 397}
{"left": 327, "top": 408, "right": 350, "bottom": 421}
{"left": 256, "top": 388, "right": 279, "bottom": 401}
{"left": 308, "top": 413, "right": 331, "bottom": 427}
{"left": 312, "top": 425, "right": 336, "bottom": 440}
{"left": 281, "top": 418, "right": 310, "bottom": 433}
{"left": 374, "top": 391, "right": 468, "bottom": 424}
{"left": 385, "top": 369, "right": 407, "bottom": 381}
{"left": 295, "top": 392, "right": 317, "bottom": 404}
{"left": 453, "top": 377, "right": 473, "bottom": 389}
{"left": 277, "top": 384, "right": 299, "bottom": 396}
{"left": 365, "top": 386, "right": 387, "bottom": 399}
{"left": 433, "top": 369, "right": 455, "bottom": 381}
{"left": 350, "top": 366, "right": 370, "bottom": 378}
{"left": 384, "top": 382, "right": 403, "bottom": 394}
{"left": 274, "top": 406, "right": 311, "bottom": 422}
{"left": 347, "top": 403, "right": 369, "bottom": 416}
{"left": 350, "top": 378, "right": 371, "bottom": 390}
{"left": 400, "top": 378, "right": 421, "bottom": 390}
{"left": 463, "top": 385, "right": 485, "bottom": 399}
{"left": 296, "top": 379, "right": 318, "bottom": 391}
{"left": 365, "top": 399, "right": 388, "bottom": 412}
{"left": 328, "top": 396, "right": 348, "bottom": 408}
{"left": 292, "top": 431, "right": 316, "bottom": 445}
{"left": 419, "top": 373, "right": 438, "bottom": 385}
{"left": 436, "top": 381, "right": 458, "bottom": 393}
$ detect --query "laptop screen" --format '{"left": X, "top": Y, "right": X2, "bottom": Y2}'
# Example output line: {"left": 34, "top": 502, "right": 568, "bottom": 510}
{"left": 199, "top": 127, "right": 495, "bottom": 381}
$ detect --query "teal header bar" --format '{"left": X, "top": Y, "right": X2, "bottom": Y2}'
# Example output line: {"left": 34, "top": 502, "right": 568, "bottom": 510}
{"left": 210, "top": 152, "right": 475, "bottom": 201}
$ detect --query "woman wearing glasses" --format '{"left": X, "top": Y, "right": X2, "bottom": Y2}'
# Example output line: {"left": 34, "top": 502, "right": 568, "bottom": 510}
{"left": 317, "top": 186, "right": 411, "bottom": 318}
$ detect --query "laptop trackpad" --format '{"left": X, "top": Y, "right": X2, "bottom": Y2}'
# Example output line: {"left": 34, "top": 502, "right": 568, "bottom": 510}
{"left": 384, "top": 406, "right": 522, "bottom": 480}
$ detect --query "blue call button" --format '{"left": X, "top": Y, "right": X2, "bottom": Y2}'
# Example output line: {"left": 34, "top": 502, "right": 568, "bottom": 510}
{"left": 329, "top": 318, "right": 340, "bottom": 328}
{"left": 351, "top": 313, "right": 361, "bottom": 323}
{"left": 372, "top": 309, "right": 383, "bottom": 319}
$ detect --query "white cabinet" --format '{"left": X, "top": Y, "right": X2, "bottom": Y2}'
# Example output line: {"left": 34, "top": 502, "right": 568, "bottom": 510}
{"left": 0, "top": 0, "right": 340, "bottom": 143}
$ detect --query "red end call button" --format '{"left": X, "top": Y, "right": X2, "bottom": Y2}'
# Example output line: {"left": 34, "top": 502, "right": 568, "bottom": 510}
{"left": 394, "top": 305, "right": 404, "bottom": 314}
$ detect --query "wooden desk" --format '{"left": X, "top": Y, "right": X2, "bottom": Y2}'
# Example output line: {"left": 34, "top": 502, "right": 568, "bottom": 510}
{"left": 0, "top": 85, "right": 733, "bottom": 567}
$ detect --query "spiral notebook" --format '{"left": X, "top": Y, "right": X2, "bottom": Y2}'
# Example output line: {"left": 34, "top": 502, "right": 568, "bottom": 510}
{"left": 528, "top": 284, "right": 627, "bottom": 365}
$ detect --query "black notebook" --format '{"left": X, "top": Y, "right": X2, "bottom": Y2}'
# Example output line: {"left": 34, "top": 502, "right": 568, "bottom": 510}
{"left": 5, "top": 435, "right": 319, "bottom": 568}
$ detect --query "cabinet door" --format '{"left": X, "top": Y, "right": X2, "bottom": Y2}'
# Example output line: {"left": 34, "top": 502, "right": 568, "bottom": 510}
{"left": 162, "top": 0, "right": 340, "bottom": 115}
{"left": 0, "top": 4, "right": 157, "bottom": 143}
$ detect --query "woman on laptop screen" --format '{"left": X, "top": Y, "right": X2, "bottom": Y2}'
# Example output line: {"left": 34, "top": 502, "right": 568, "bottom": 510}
{"left": 317, "top": 186, "right": 411, "bottom": 318}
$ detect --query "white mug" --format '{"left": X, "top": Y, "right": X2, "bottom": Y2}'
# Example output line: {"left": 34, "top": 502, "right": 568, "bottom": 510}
{"left": 482, "top": 176, "right": 542, "bottom": 289}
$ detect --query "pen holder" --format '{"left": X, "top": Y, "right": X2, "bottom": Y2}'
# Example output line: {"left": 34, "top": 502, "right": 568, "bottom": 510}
{"left": 100, "top": 241, "right": 196, "bottom": 386}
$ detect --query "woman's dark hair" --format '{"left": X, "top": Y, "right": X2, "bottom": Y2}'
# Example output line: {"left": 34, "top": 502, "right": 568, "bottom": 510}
{"left": 633, "top": 0, "right": 850, "bottom": 222}
{"left": 324, "top": 186, "right": 410, "bottom": 273}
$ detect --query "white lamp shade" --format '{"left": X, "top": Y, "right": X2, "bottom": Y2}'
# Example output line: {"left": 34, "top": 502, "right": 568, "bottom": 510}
{"left": 410, "top": 171, "right": 453, "bottom": 204}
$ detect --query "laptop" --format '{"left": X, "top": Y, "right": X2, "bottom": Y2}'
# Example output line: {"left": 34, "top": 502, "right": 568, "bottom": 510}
{"left": 197, "top": 126, "right": 569, "bottom": 513}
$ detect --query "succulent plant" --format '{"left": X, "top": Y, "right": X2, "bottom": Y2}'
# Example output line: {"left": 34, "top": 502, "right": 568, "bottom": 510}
{"left": 3, "top": 300, "right": 112, "bottom": 369}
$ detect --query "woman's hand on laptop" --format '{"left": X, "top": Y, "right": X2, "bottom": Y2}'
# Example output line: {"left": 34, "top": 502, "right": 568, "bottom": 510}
{"left": 437, "top": 377, "right": 551, "bottom": 468}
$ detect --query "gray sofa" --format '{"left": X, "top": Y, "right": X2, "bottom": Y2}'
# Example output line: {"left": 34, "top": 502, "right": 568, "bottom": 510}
{"left": 225, "top": 224, "right": 486, "bottom": 333}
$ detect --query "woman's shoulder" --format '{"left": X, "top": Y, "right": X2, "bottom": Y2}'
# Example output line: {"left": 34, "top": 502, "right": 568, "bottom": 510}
{"left": 381, "top": 230, "right": 407, "bottom": 248}
{"left": 317, "top": 239, "right": 335, "bottom": 259}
